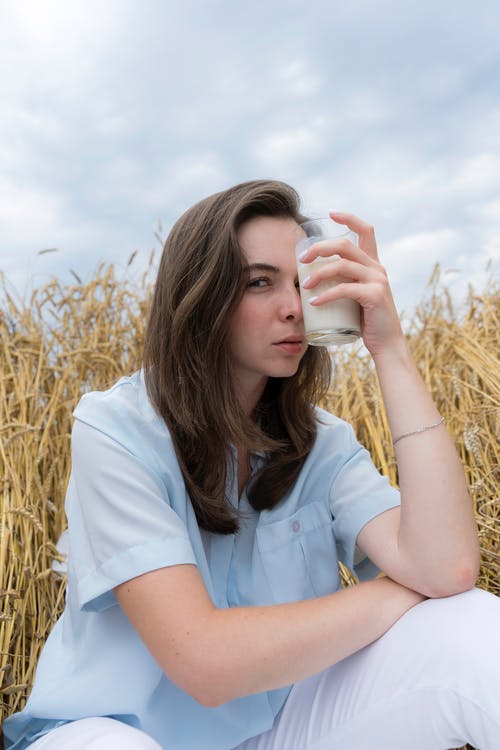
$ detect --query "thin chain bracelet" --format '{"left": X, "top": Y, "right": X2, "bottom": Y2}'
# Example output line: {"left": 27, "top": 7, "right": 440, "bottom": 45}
{"left": 393, "top": 416, "right": 445, "bottom": 446}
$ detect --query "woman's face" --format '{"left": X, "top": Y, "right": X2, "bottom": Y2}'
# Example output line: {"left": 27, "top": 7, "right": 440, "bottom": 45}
{"left": 229, "top": 215, "right": 308, "bottom": 410}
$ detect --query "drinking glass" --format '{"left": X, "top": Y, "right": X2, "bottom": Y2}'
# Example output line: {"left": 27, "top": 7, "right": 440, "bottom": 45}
{"left": 296, "top": 218, "right": 361, "bottom": 346}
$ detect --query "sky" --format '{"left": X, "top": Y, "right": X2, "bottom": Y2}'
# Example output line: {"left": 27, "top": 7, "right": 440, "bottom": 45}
{"left": 1, "top": 0, "right": 499, "bottom": 319}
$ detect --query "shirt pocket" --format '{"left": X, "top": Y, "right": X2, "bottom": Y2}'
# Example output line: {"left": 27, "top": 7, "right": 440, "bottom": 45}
{"left": 256, "top": 501, "right": 340, "bottom": 604}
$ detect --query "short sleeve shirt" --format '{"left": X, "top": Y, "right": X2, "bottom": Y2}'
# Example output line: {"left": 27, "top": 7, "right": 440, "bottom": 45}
{"left": 3, "top": 372, "right": 400, "bottom": 750}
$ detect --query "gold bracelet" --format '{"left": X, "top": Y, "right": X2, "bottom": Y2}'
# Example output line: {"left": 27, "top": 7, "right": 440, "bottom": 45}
{"left": 393, "top": 416, "right": 445, "bottom": 446}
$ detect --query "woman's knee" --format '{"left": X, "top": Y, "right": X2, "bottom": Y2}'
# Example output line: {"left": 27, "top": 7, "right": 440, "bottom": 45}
{"left": 92, "top": 718, "right": 162, "bottom": 750}
{"left": 395, "top": 587, "right": 500, "bottom": 689}
{"left": 28, "top": 717, "right": 163, "bottom": 750}
{"left": 419, "top": 587, "right": 499, "bottom": 649}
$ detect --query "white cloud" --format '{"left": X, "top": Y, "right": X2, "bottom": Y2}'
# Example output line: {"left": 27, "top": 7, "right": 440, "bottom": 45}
{"left": 384, "top": 228, "right": 461, "bottom": 283}
{"left": 2, "top": 0, "right": 124, "bottom": 54}
{"left": 276, "top": 59, "right": 321, "bottom": 96}
{"left": 471, "top": 198, "right": 500, "bottom": 222}
{"left": 0, "top": 1, "right": 127, "bottom": 103}
{"left": 94, "top": 113, "right": 133, "bottom": 138}
{"left": 469, "top": 107, "right": 500, "bottom": 151}
{"left": 383, "top": 225, "right": 498, "bottom": 316}
{"left": 0, "top": 178, "right": 65, "bottom": 249}
{"left": 90, "top": 157, "right": 147, "bottom": 203}
{"left": 482, "top": 230, "right": 500, "bottom": 260}
{"left": 339, "top": 89, "right": 393, "bottom": 128}
{"left": 146, "top": 152, "right": 231, "bottom": 213}
{"left": 415, "top": 65, "right": 464, "bottom": 100}
{"left": 451, "top": 153, "right": 500, "bottom": 193}
{"left": 254, "top": 125, "right": 326, "bottom": 172}
{"left": 381, "top": 228, "right": 459, "bottom": 313}
{"left": 1, "top": 0, "right": 499, "bottom": 316}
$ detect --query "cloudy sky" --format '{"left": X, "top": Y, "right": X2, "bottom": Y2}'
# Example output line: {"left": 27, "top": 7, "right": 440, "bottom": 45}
{"left": 1, "top": 0, "right": 499, "bottom": 318}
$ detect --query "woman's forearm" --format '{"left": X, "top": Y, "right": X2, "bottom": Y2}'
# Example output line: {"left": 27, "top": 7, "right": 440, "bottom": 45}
{"left": 373, "top": 339, "right": 480, "bottom": 592}
{"left": 190, "top": 577, "right": 425, "bottom": 706}
{"left": 116, "top": 565, "right": 425, "bottom": 708}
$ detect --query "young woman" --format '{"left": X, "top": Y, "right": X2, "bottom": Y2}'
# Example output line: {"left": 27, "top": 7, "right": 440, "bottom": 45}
{"left": 4, "top": 180, "right": 500, "bottom": 750}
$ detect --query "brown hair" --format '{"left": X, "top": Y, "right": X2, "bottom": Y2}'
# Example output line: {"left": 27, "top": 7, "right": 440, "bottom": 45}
{"left": 142, "top": 180, "right": 332, "bottom": 533}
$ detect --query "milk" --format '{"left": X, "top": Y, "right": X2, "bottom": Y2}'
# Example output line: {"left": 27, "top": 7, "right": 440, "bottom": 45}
{"left": 296, "top": 244, "right": 361, "bottom": 346}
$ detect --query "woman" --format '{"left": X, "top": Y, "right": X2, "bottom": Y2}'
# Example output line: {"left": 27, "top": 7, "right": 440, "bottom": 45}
{"left": 4, "top": 179, "right": 500, "bottom": 750}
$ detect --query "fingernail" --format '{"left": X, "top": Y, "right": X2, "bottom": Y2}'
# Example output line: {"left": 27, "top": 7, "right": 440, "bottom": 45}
{"left": 301, "top": 275, "right": 311, "bottom": 288}
{"left": 308, "top": 296, "right": 319, "bottom": 305}
{"left": 298, "top": 249, "right": 309, "bottom": 261}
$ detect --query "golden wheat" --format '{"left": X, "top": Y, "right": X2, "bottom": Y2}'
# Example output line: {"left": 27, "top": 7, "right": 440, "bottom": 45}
{"left": 0, "top": 264, "right": 498, "bottom": 750}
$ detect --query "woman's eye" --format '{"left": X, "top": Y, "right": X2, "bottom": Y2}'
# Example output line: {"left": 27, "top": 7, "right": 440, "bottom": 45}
{"left": 247, "top": 277, "right": 271, "bottom": 289}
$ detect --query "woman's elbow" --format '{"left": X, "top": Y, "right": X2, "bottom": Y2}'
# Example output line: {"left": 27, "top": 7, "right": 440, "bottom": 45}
{"left": 427, "top": 558, "right": 480, "bottom": 599}
{"left": 170, "top": 675, "right": 222, "bottom": 708}
{"left": 170, "top": 655, "right": 236, "bottom": 708}
{"left": 196, "top": 690, "right": 228, "bottom": 709}
{"left": 189, "top": 686, "right": 222, "bottom": 709}
{"left": 189, "top": 680, "right": 234, "bottom": 709}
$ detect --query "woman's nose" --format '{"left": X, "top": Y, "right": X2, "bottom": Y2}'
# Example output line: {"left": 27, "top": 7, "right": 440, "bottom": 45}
{"left": 281, "top": 284, "right": 303, "bottom": 321}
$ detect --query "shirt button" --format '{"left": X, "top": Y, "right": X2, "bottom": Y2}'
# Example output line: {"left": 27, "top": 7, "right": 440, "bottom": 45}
{"left": 292, "top": 520, "right": 301, "bottom": 533}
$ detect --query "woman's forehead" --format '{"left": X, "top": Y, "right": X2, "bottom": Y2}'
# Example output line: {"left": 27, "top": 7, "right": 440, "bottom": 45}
{"left": 238, "top": 216, "right": 302, "bottom": 262}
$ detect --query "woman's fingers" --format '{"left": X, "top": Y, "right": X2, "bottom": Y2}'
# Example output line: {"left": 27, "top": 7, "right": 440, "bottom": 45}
{"left": 299, "top": 236, "right": 373, "bottom": 266}
{"left": 300, "top": 257, "right": 391, "bottom": 314}
{"left": 307, "top": 279, "right": 389, "bottom": 309}
{"left": 297, "top": 212, "right": 378, "bottom": 263}
{"left": 301, "top": 257, "right": 380, "bottom": 290}
{"left": 329, "top": 211, "right": 379, "bottom": 260}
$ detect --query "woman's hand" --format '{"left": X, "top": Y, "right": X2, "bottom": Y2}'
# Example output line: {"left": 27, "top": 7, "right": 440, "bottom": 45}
{"left": 299, "top": 211, "right": 404, "bottom": 358}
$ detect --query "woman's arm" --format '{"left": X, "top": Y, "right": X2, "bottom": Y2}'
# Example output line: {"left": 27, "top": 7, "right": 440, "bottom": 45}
{"left": 115, "top": 563, "right": 424, "bottom": 707}
{"left": 301, "top": 212, "right": 480, "bottom": 597}
{"left": 357, "top": 340, "right": 480, "bottom": 597}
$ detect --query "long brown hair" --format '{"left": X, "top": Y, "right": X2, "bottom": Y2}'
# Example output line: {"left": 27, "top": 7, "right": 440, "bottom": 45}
{"left": 142, "top": 180, "right": 332, "bottom": 533}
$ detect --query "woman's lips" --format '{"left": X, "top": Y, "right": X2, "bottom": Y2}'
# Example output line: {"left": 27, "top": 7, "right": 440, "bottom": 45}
{"left": 273, "top": 337, "right": 304, "bottom": 354}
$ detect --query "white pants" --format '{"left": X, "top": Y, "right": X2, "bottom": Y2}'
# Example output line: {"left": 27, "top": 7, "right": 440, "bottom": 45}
{"left": 27, "top": 588, "right": 500, "bottom": 750}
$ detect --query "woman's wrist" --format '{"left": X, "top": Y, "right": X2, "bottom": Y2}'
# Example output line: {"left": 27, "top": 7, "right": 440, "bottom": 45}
{"left": 370, "top": 334, "right": 413, "bottom": 371}
{"left": 375, "top": 576, "right": 428, "bottom": 610}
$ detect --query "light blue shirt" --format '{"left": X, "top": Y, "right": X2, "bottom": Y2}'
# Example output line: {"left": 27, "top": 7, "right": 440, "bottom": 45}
{"left": 4, "top": 371, "right": 400, "bottom": 750}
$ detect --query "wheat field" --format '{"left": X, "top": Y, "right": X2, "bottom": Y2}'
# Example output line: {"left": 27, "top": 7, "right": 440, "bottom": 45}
{"left": 0, "top": 262, "right": 498, "bottom": 749}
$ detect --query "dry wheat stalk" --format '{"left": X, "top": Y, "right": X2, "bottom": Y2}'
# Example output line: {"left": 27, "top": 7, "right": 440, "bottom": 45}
{"left": 0, "top": 264, "right": 498, "bottom": 750}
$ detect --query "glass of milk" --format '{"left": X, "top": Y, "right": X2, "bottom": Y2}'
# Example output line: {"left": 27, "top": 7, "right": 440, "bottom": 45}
{"left": 296, "top": 218, "right": 361, "bottom": 346}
